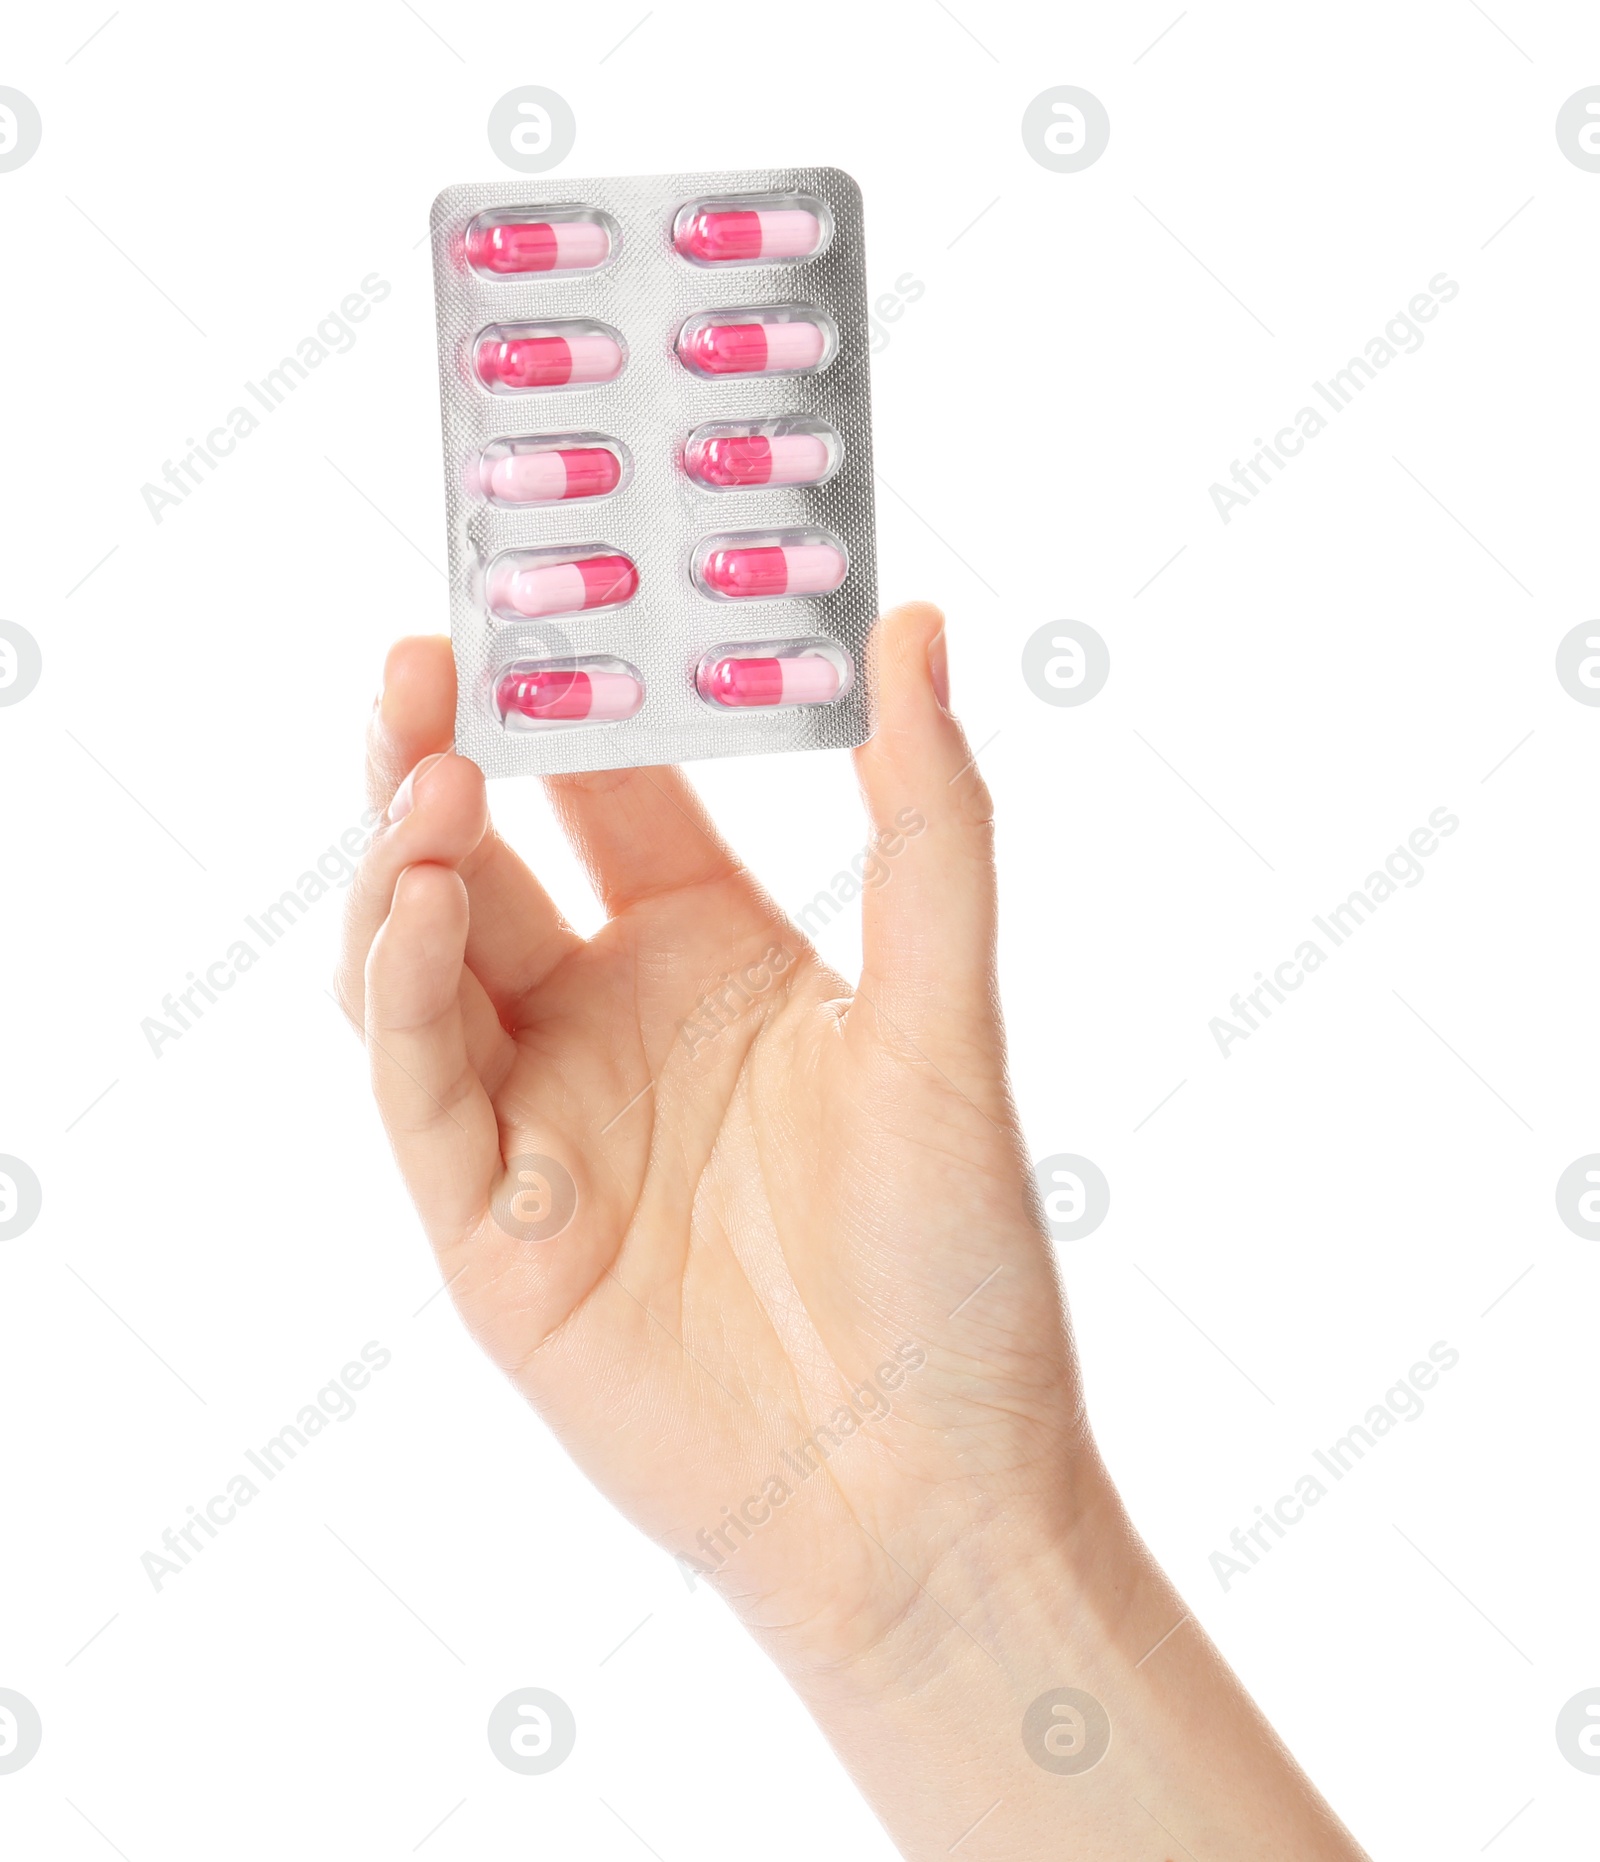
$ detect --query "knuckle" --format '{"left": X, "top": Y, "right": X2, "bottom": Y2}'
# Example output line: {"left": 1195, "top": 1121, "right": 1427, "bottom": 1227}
{"left": 947, "top": 766, "right": 996, "bottom": 835}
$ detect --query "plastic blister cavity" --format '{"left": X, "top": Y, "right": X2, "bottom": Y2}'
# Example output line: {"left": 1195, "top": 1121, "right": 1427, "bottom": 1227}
{"left": 478, "top": 434, "right": 631, "bottom": 505}
{"left": 696, "top": 640, "right": 852, "bottom": 709}
{"left": 683, "top": 417, "right": 839, "bottom": 491}
{"left": 496, "top": 656, "right": 645, "bottom": 730}
{"left": 675, "top": 306, "right": 837, "bottom": 378}
{"left": 430, "top": 167, "right": 878, "bottom": 778}
{"left": 475, "top": 319, "right": 626, "bottom": 392}
{"left": 465, "top": 206, "right": 618, "bottom": 277}
{"left": 692, "top": 529, "right": 848, "bottom": 601}
{"left": 672, "top": 193, "right": 832, "bottom": 267}
{"left": 485, "top": 545, "right": 639, "bottom": 621}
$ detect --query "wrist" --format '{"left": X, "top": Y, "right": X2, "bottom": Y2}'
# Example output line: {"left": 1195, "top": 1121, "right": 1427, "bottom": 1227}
{"left": 753, "top": 1454, "right": 1169, "bottom": 1861}
{"left": 784, "top": 1446, "right": 1154, "bottom": 1709}
{"left": 755, "top": 1451, "right": 1369, "bottom": 1862}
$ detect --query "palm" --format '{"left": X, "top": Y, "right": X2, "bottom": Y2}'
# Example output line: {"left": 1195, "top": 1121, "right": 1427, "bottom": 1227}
{"left": 344, "top": 616, "right": 1079, "bottom": 1663}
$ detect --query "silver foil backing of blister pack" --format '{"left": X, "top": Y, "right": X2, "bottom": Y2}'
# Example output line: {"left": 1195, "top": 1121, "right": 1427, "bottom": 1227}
{"left": 429, "top": 167, "right": 878, "bottom": 778}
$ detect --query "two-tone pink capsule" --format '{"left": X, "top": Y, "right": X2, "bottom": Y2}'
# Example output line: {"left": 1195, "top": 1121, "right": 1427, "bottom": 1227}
{"left": 497, "top": 660, "right": 644, "bottom": 728}
{"left": 697, "top": 646, "right": 849, "bottom": 709}
{"left": 674, "top": 203, "right": 826, "bottom": 265}
{"left": 684, "top": 427, "right": 836, "bottom": 490}
{"left": 466, "top": 215, "right": 612, "bottom": 275}
{"left": 476, "top": 322, "right": 625, "bottom": 392}
{"left": 488, "top": 552, "right": 639, "bottom": 620}
{"left": 696, "top": 536, "right": 847, "bottom": 601}
{"left": 482, "top": 445, "right": 623, "bottom": 505}
{"left": 676, "top": 310, "right": 834, "bottom": 378}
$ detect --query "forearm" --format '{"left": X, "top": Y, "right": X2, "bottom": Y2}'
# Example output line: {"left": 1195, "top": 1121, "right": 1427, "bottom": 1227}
{"left": 772, "top": 1455, "right": 1369, "bottom": 1862}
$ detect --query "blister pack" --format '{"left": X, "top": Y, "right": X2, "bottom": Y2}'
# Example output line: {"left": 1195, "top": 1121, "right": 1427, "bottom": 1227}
{"left": 428, "top": 167, "right": 878, "bottom": 778}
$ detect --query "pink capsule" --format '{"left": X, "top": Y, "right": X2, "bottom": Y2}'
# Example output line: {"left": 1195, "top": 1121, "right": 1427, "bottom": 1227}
{"left": 497, "top": 666, "right": 643, "bottom": 725}
{"left": 678, "top": 318, "right": 827, "bottom": 377}
{"left": 489, "top": 553, "right": 639, "bottom": 618}
{"left": 467, "top": 219, "right": 611, "bottom": 275}
{"left": 685, "top": 432, "right": 832, "bottom": 489}
{"left": 485, "top": 447, "right": 622, "bottom": 504}
{"left": 699, "top": 543, "right": 846, "bottom": 600}
{"left": 675, "top": 208, "right": 823, "bottom": 264}
{"left": 699, "top": 654, "right": 843, "bottom": 708}
{"left": 476, "top": 331, "right": 624, "bottom": 391}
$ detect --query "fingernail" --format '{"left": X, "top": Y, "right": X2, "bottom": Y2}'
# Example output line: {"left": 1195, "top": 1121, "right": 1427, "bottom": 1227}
{"left": 927, "top": 627, "right": 951, "bottom": 712}
{"left": 388, "top": 752, "right": 445, "bottom": 823}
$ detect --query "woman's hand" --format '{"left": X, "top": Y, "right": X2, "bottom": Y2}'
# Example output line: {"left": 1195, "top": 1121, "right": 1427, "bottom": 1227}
{"left": 339, "top": 603, "right": 1369, "bottom": 1861}
{"left": 338, "top": 604, "right": 1079, "bottom": 1654}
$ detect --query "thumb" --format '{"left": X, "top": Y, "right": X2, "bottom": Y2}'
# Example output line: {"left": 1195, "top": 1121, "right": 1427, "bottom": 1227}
{"left": 851, "top": 602, "right": 1000, "bottom": 1059}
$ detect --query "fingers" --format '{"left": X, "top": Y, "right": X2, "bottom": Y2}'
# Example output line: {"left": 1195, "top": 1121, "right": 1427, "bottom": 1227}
{"left": 365, "top": 861, "right": 502, "bottom": 1247}
{"left": 341, "top": 750, "right": 519, "bottom": 1088}
{"left": 543, "top": 764, "right": 751, "bottom": 918}
{"left": 374, "top": 636, "right": 757, "bottom": 937}
{"left": 361, "top": 636, "right": 581, "bottom": 1020}
{"left": 365, "top": 635, "right": 457, "bottom": 813}
{"left": 338, "top": 751, "right": 505, "bottom": 1063}
{"left": 852, "top": 602, "right": 1000, "bottom": 1052}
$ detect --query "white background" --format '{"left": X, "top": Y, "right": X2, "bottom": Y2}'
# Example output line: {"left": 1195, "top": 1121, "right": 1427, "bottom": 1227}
{"left": 1, "top": 1, "right": 1597, "bottom": 1856}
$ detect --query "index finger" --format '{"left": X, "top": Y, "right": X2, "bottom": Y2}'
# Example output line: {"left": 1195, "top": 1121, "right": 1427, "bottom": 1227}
{"left": 360, "top": 637, "right": 583, "bottom": 1020}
